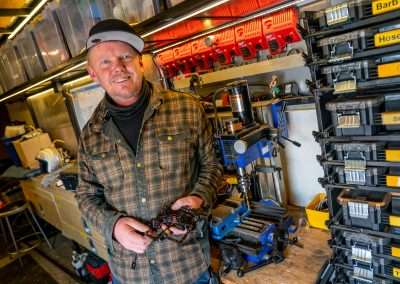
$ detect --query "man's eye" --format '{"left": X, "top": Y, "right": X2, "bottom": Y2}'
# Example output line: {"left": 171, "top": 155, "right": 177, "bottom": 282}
{"left": 121, "top": 54, "right": 132, "bottom": 61}
{"left": 100, "top": 59, "right": 111, "bottom": 66}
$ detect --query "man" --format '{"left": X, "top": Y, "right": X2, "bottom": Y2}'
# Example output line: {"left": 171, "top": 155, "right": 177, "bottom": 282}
{"left": 75, "top": 19, "right": 222, "bottom": 284}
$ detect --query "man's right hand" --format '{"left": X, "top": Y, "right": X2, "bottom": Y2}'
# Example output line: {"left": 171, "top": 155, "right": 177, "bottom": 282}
{"left": 113, "top": 217, "right": 153, "bottom": 254}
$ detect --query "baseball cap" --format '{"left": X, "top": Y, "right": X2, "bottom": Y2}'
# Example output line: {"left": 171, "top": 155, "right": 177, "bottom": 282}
{"left": 86, "top": 19, "right": 144, "bottom": 53}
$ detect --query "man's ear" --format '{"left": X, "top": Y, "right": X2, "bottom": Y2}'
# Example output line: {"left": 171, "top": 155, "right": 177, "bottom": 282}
{"left": 87, "top": 65, "right": 98, "bottom": 82}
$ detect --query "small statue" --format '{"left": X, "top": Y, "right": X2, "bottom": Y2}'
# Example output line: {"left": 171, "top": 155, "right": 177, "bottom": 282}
{"left": 269, "top": 75, "right": 281, "bottom": 98}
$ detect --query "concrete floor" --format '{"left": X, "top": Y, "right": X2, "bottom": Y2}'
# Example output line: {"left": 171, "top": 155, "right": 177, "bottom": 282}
{"left": 0, "top": 232, "right": 81, "bottom": 284}
{"left": 0, "top": 206, "right": 329, "bottom": 284}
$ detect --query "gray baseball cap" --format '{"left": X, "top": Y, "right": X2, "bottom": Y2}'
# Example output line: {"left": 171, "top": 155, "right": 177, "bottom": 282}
{"left": 86, "top": 19, "right": 144, "bottom": 53}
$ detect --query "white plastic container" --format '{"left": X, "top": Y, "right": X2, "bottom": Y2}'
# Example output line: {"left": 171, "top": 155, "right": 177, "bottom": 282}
{"left": 57, "top": 0, "right": 113, "bottom": 57}
{"left": 32, "top": 3, "right": 70, "bottom": 70}
{"left": 14, "top": 28, "right": 46, "bottom": 80}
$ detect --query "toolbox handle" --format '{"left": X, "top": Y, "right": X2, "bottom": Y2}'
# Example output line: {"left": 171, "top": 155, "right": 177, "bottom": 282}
{"left": 337, "top": 190, "right": 391, "bottom": 207}
{"left": 330, "top": 41, "right": 354, "bottom": 61}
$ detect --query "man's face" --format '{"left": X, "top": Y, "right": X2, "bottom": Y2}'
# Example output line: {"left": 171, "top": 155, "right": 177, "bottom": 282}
{"left": 87, "top": 41, "right": 144, "bottom": 107}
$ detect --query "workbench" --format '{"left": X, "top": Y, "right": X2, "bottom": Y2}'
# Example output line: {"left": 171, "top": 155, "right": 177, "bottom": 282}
{"left": 19, "top": 175, "right": 109, "bottom": 262}
{"left": 220, "top": 228, "right": 330, "bottom": 284}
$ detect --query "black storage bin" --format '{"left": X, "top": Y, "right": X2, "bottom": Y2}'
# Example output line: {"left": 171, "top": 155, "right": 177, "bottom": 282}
{"left": 315, "top": 1, "right": 374, "bottom": 31}
{"left": 346, "top": 266, "right": 393, "bottom": 284}
{"left": 326, "top": 96, "right": 384, "bottom": 136}
{"left": 321, "top": 60, "right": 377, "bottom": 92}
{"left": 333, "top": 142, "right": 386, "bottom": 161}
{"left": 343, "top": 250, "right": 391, "bottom": 276}
{"left": 343, "top": 231, "right": 390, "bottom": 255}
{"left": 338, "top": 190, "right": 390, "bottom": 231}
{"left": 335, "top": 166, "right": 385, "bottom": 186}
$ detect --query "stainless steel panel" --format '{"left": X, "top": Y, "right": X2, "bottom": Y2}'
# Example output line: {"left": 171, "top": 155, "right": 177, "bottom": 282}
{"left": 27, "top": 91, "right": 78, "bottom": 156}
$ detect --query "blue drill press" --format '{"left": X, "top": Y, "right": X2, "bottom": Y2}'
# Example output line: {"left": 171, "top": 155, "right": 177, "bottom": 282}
{"left": 210, "top": 80, "right": 299, "bottom": 277}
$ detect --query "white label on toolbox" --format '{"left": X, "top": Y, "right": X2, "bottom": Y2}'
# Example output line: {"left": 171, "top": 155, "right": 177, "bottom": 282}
{"left": 334, "top": 80, "right": 357, "bottom": 93}
{"left": 348, "top": 202, "right": 369, "bottom": 219}
{"left": 352, "top": 246, "right": 372, "bottom": 264}
{"left": 337, "top": 113, "right": 361, "bottom": 128}
{"left": 354, "top": 267, "right": 373, "bottom": 281}
{"left": 325, "top": 3, "right": 349, "bottom": 26}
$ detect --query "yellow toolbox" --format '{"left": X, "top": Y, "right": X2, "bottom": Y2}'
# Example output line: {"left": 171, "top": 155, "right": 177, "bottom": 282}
{"left": 387, "top": 175, "right": 400, "bottom": 187}
{"left": 306, "top": 193, "right": 329, "bottom": 231}
{"left": 386, "top": 149, "right": 400, "bottom": 162}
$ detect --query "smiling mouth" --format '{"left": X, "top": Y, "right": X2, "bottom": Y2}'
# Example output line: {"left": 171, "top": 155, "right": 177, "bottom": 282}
{"left": 113, "top": 75, "right": 131, "bottom": 84}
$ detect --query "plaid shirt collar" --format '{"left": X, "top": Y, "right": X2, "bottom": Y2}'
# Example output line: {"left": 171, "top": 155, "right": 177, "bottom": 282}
{"left": 90, "top": 81, "right": 164, "bottom": 133}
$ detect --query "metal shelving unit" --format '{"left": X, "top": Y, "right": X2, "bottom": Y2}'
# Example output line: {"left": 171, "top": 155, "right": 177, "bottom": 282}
{"left": 305, "top": 1, "right": 400, "bottom": 283}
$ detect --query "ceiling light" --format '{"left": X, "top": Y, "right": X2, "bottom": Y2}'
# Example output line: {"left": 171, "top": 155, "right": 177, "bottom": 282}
{"left": 0, "top": 61, "right": 87, "bottom": 103}
{"left": 140, "top": 0, "right": 230, "bottom": 38}
{"left": 8, "top": 0, "right": 50, "bottom": 40}
{"left": 63, "top": 75, "right": 92, "bottom": 89}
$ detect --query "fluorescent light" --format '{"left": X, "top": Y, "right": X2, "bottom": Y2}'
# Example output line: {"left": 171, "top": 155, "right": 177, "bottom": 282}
{"left": 63, "top": 75, "right": 92, "bottom": 89}
{"left": 0, "top": 61, "right": 87, "bottom": 103}
{"left": 140, "top": 0, "right": 230, "bottom": 38}
{"left": 8, "top": 0, "right": 50, "bottom": 40}
{"left": 27, "top": 88, "right": 54, "bottom": 99}
{"left": 153, "top": 0, "right": 306, "bottom": 54}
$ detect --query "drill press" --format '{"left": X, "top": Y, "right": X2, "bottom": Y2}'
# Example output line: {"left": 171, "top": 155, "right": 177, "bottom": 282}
{"left": 211, "top": 80, "right": 298, "bottom": 277}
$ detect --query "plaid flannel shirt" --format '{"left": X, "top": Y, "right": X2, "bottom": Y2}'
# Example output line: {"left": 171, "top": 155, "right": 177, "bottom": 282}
{"left": 76, "top": 84, "right": 222, "bottom": 284}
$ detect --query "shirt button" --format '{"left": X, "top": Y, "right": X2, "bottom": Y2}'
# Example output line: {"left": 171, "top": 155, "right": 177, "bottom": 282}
{"left": 150, "top": 259, "right": 155, "bottom": 264}
{"left": 141, "top": 198, "right": 146, "bottom": 204}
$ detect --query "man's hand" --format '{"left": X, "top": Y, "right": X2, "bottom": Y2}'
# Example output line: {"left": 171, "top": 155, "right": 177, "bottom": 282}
{"left": 113, "top": 217, "right": 152, "bottom": 254}
{"left": 166, "top": 195, "right": 204, "bottom": 235}
{"left": 171, "top": 195, "right": 204, "bottom": 210}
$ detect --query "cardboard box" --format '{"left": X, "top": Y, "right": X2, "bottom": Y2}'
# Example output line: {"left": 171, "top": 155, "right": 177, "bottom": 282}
{"left": 12, "top": 133, "right": 52, "bottom": 169}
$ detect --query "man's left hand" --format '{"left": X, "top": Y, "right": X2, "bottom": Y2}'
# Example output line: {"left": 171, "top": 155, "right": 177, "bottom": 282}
{"left": 165, "top": 195, "right": 204, "bottom": 236}
{"left": 171, "top": 195, "right": 204, "bottom": 210}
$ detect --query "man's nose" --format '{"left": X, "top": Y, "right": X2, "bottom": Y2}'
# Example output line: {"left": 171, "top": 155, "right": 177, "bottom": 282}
{"left": 113, "top": 58, "right": 127, "bottom": 72}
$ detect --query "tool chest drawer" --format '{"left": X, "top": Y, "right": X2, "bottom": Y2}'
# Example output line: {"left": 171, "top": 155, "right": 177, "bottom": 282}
{"left": 310, "top": 0, "right": 400, "bottom": 32}
{"left": 332, "top": 142, "right": 386, "bottom": 161}
{"left": 342, "top": 231, "right": 391, "bottom": 255}
{"left": 340, "top": 250, "right": 392, "bottom": 277}
{"left": 320, "top": 55, "right": 400, "bottom": 93}
{"left": 345, "top": 266, "right": 395, "bottom": 284}
{"left": 326, "top": 96, "right": 384, "bottom": 136}
{"left": 334, "top": 165, "right": 385, "bottom": 186}
{"left": 315, "top": 20, "right": 400, "bottom": 63}
{"left": 338, "top": 189, "right": 390, "bottom": 230}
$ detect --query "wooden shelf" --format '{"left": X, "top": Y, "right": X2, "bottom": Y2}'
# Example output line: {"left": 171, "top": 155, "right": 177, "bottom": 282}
{"left": 173, "top": 54, "right": 306, "bottom": 89}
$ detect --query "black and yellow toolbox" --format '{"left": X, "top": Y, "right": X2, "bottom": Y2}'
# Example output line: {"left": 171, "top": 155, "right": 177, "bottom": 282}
{"left": 332, "top": 142, "right": 387, "bottom": 160}
{"left": 338, "top": 189, "right": 390, "bottom": 230}
{"left": 311, "top": 0, "right": 400, "bottom": 31}
{"left": 320, "top": 55, "right": 400, "bottom": 93}
{"left": 331, "top": 142, "right": 400, "bottom": 162}
{"left": 334, "top": 165, "right": 386, "bottom": 186}
{"left": 326, "top": 96, "right": 386, "bottom": 136}
{"left": 314, "top": 20, "right": 400, "bottom": 63}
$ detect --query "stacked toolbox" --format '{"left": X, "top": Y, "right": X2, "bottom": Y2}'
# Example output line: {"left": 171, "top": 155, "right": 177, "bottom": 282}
{"left": 305, "top": 1, "right": 400, "bottom": 283}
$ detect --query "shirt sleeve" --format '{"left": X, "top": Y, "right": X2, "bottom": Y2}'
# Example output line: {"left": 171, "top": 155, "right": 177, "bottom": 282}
{"left": 190, "top": 102, "right": 223, "bottom": 211}
{"left": 75, "top": 140, "right": 124, "bottom": 254}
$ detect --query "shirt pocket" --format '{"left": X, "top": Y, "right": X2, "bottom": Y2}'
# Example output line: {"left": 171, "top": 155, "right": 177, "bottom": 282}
{"left": 156, "top": 126, "right": 193, "bottom": 173}
{"left": 88, "top": 143, "right": 124, "bottom": 191}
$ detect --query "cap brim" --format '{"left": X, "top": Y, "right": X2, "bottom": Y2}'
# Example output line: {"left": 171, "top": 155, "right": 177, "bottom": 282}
{"left": 86, "top": 31, "right": 144, "bottom": 52}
